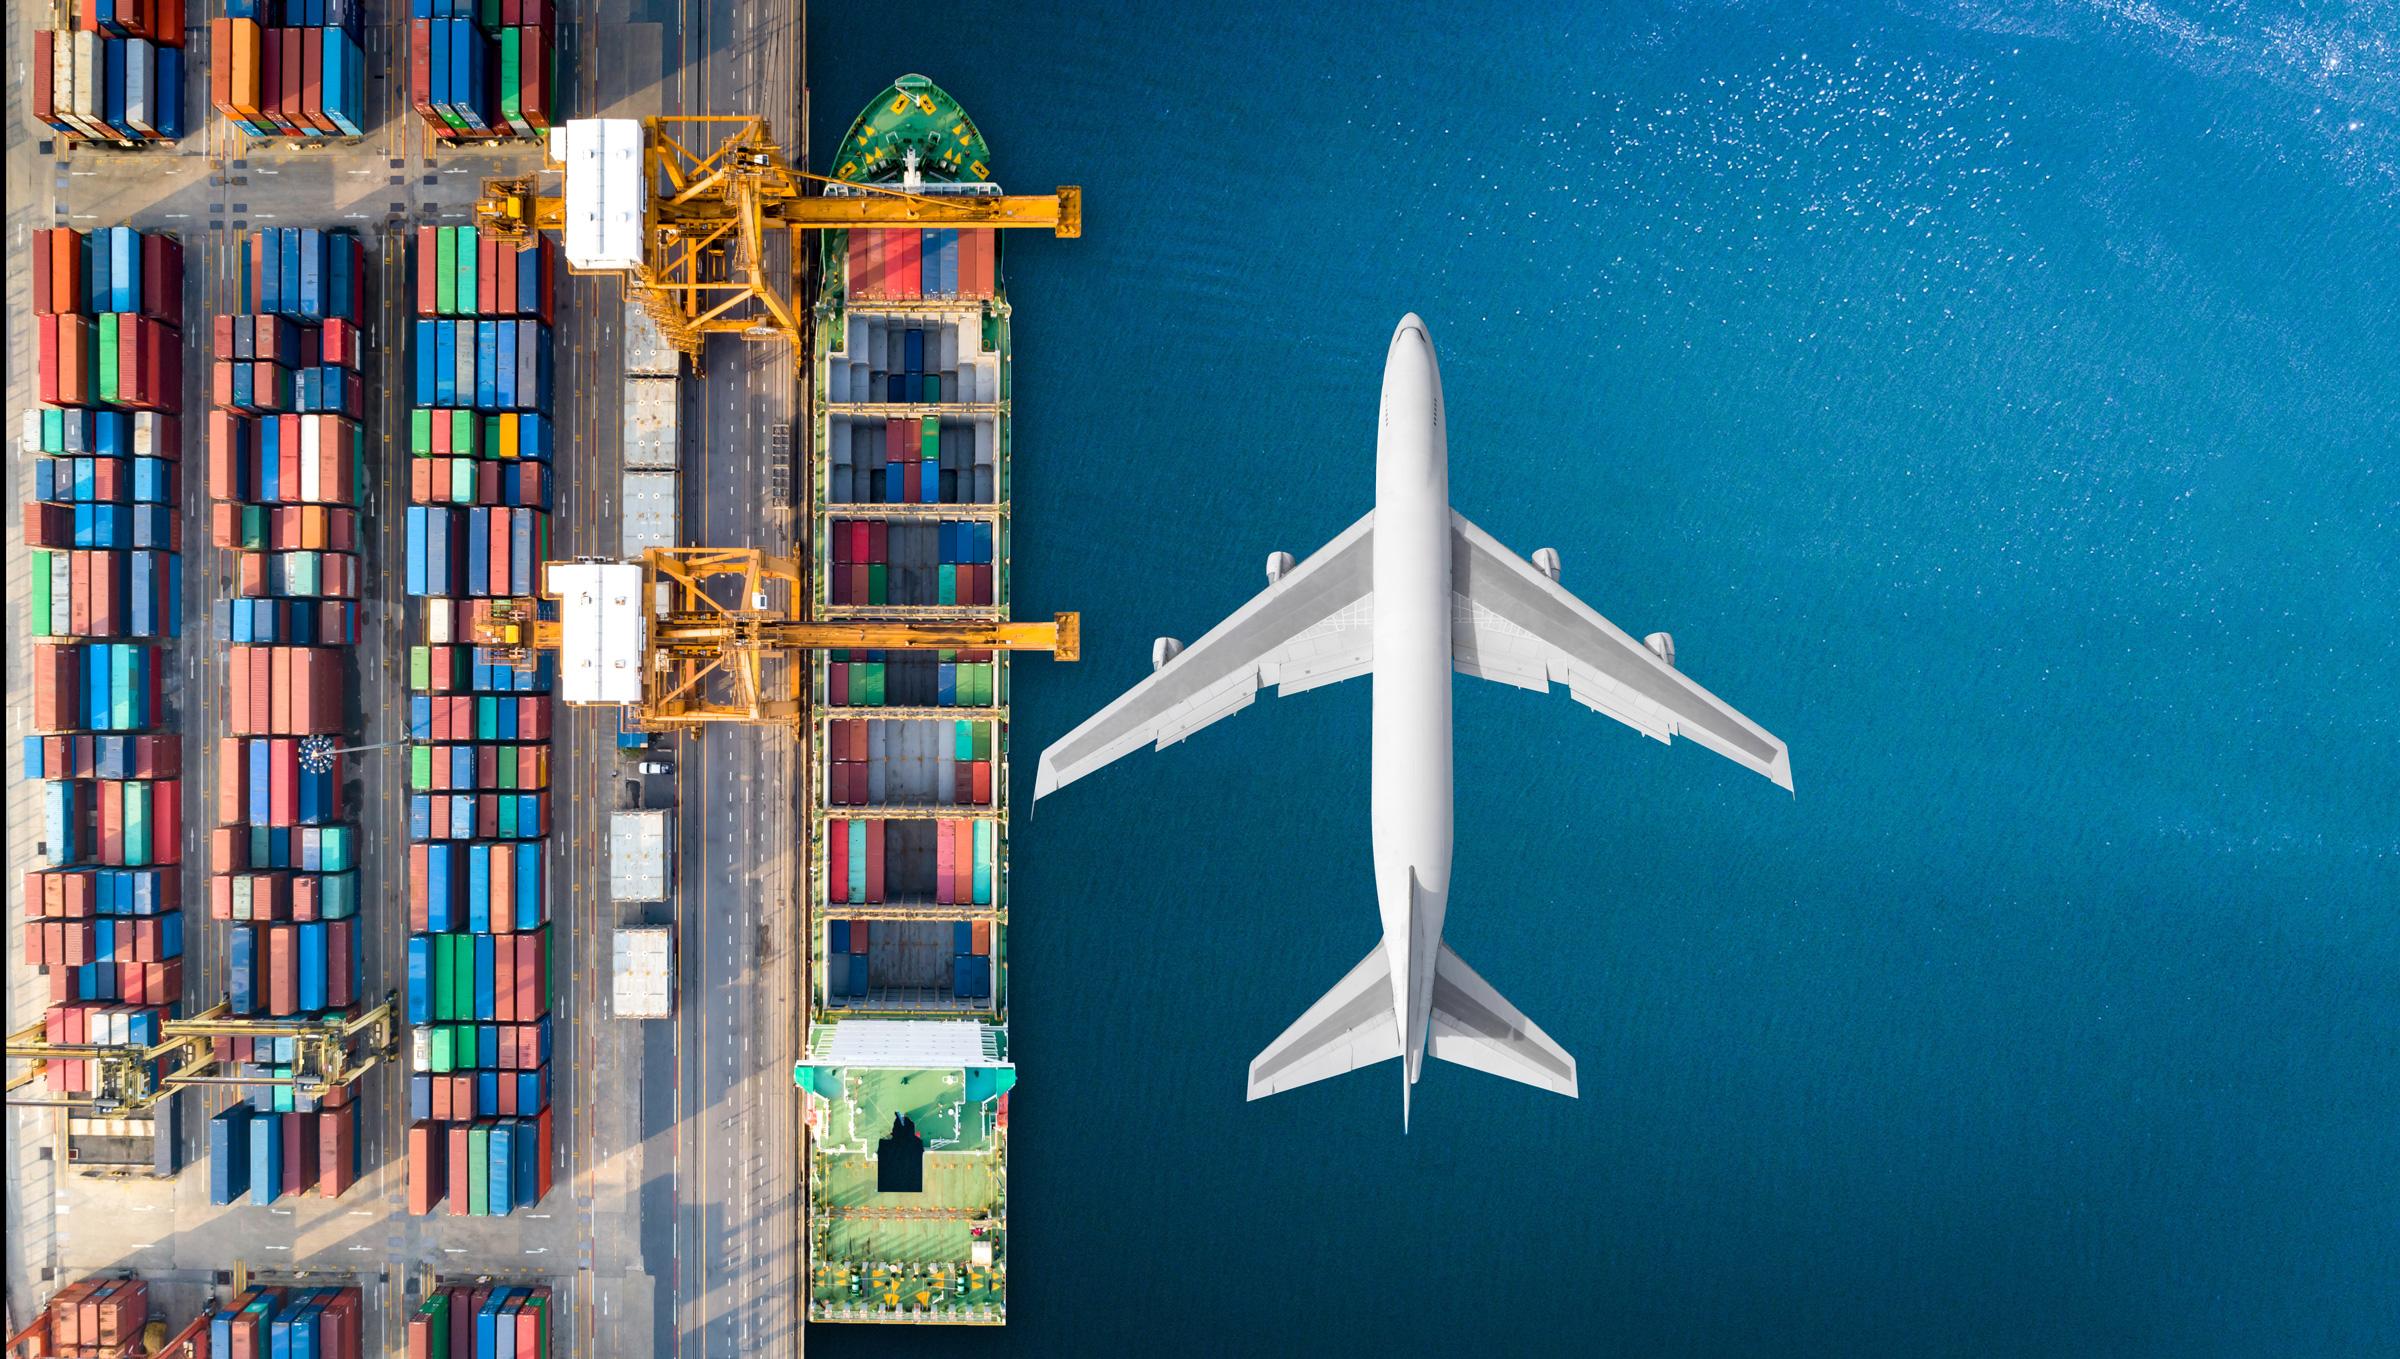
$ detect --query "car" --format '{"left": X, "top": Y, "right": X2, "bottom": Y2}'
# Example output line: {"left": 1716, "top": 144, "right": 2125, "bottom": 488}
{"left": 639, "top": 761, "right": 672, "bottom": 776}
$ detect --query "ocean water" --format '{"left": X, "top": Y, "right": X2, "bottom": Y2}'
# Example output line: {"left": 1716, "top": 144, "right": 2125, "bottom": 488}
{"left": 804, "top": 3, "right": 2399, "bottom": 1354}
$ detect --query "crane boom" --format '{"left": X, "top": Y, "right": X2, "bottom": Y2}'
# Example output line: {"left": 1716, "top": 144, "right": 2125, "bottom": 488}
{"left": 473, "top": 115, "right": 1079, "bottom": 364}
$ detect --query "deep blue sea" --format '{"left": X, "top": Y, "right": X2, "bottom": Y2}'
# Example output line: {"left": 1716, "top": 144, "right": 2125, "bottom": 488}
{"left": 805, "top": 3, "right": 2398, "bottom": 1354}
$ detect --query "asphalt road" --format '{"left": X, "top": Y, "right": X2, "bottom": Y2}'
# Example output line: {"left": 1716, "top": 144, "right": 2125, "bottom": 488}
{"left": 657, "top": 0, "right": 812, "bottom": 1351}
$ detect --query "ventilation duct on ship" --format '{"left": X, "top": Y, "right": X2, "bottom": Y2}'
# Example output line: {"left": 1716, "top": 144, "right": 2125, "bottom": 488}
{"left": 1152, "top": 638, "right": 1184, "bottom": 671}
{"left": 1532, "top": 547, "right": 1562, "bottom": 582}
{"left": 1265, "top": 551, "right": 1296, "bottom": 585}
{"left": 1644, "top": 632, "right": 1675, "bottom": 668}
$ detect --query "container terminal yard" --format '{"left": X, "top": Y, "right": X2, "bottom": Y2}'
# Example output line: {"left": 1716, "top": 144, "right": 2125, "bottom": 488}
{"left": 3, "top": 0, "right": 1076, "bottom": 1347}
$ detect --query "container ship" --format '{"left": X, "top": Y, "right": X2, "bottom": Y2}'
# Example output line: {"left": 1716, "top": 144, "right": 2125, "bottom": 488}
{"left": 793, "top": 74, "right": 1017, "bottom": 1325}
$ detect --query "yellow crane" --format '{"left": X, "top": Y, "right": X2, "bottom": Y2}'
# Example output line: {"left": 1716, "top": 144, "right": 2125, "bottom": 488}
{"left": 3, "top": 996, "right": 399, "bottom": 1116}
{"left": 472, "top": 549, "right": 1077, "bottom": 729}
{"left": 473, "top": 115, "right": 1080, "bottom": 364}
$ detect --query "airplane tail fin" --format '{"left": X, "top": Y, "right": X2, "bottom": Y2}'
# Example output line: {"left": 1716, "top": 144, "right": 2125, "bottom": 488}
{"left": 1428, "top": 941, "right": 1579, "bottom": 1097}
{"left": 1246, "top": 946, "right": 1402, "bottom": 1102}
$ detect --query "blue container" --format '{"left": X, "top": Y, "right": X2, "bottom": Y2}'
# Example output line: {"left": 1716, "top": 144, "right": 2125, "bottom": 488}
{"left": 955, "top": 953, "right": 992, "bottom": 999}
{"left": 953, "top": 920, "right": 974, "bottom": 954}
{"left": 298, "top": 922, "right": 328, "bottom": 1011}
{"left": 514, "top": 841, "right": 544, "bottom": 928}
{"left": 155, "top": 46, "right": 184, "bottom": 139}
{"left": 229, "top": 921, "right": 259, "bottom": 1015}
{"left": 848, "top": 953, "right": 868, "bottom": 997}
{"left": 208, "top": 1105, "right": 253, "bottom": 1204}
{"left": 250, "top": 1110, "right": 284, "bottom": 1204}
{"left": 475, "top": 933, "right": 497, "bottom": 1019}
{"left": 406, "top": 934, "right": 433, "bottom": 1024}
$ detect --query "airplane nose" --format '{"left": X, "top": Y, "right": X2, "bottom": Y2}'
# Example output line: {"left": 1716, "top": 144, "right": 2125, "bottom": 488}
{"left": 1390, "top": 313, "right": 1429, "bottom": 351}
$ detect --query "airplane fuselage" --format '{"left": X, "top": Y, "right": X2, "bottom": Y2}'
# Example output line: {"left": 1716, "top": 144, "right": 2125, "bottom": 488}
{"left": 1371, "top": 315, "right": 1453, "bottom": 1089}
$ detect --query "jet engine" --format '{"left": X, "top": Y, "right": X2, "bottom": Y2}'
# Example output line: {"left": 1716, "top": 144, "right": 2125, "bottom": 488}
{"left": 1265, "top": 551, "right": 1296, "bottom": 585}
{"left": 1644, "top": 632, "right": 1675, "bottom": 668}
{"left": 1532, "top": 547, "right": 1562, "bottom": 582}
{"left": 1152, "top": 637, "right": 1184, "bottom": 671}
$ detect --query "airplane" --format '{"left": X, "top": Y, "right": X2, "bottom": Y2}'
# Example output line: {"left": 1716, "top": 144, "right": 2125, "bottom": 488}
{"left": 1033, "top": 314, "right": 1793, "bottom": 1130}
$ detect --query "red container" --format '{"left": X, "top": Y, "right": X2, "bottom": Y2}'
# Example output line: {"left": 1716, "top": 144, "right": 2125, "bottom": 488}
{"left": 407, "top": 21, "right": 432, "bottom": 120}
{"left": 407, "top": 1121, "right": 444, "bottom": 1214}
{"left": 267, "top": 922, "right": 297, "bottom": 1014}
{"left": 326, "top": 918, "right": 355, "bottom": 1008}
{"left": 282, "top": 1105, "right": 319, "bottom": 1195}
{"left": 445, "top": 1125, "right": 471, "bottom": 1216}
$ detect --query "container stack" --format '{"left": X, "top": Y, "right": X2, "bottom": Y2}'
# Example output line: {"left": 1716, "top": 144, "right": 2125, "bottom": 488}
{"left": 29, "top": 1, "right": 188, "bottom": 144}
{"left": 822, "top": 312, "right": 1003, "bottom": 506}
{"left": 409, "top": 0, "right": 556, "bottom": 142}
{"left": 404, "top": 223, "right": 559, "bottom": 1218}
{"left": 204, "top": 1286, "right": 364, "bottom": 1356}
{"left": 843, "top": 227, "right": 997, "bottom": 303}
{"left": 209, "top": 0, "right": 367, "bottom": 138}
{"left": 820, "top": 716, "right": 999, "bottom": 1008}
{"left": 34, "top": 1276, "right": 150, "bottom": 1356}
{"left": 406, "top": 1282, "right": 555, "bottom": 1357}
{"left": 22, "top": 228, "right": 187, "bottom": 1099}
{"left": 204, "top": 227, "right": 371, "bottom": 1206}
{"left": 827, "top": 518, "right": 995, "bottom": 606}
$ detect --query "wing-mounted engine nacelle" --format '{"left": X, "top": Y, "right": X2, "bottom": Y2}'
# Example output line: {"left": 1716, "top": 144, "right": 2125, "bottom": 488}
{"left": 1265, "top": 551, "right": 1296, "bottom": 585}
{"left": 1532, "top": 548, "right": 1562, "bottom": 582}
{"left": 1152, "top": 637, "right": 1184, "bottom": 671}
{"left": 1644, "top": 632, "right": 1675, "bottom": 668}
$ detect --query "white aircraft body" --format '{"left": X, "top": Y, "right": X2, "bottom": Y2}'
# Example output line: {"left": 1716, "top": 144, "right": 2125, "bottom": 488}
{"left": 1033, "top": 315, "right": 1793, "bottom": 1128}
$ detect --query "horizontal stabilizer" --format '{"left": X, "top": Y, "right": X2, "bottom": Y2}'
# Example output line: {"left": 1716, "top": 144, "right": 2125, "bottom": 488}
{"left": 1428, "top": 942, "right": 1578, "bottom": 1097}
{"left": 1246, "top": 946, "right": 1402, "bottom": 1100}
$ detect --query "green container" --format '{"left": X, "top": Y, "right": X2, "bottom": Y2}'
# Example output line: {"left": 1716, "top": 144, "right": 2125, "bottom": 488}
{"left": 97, "top": 313, "right": 120, "bottom": 404}
{"left": 30, "top": 552, "right": 53, "bottom": 635}
{"left": 972, "top": 821, "right": 994, "bottom": 903}
{"left": 436, "top": 227, "right": 457, "bottom": 315}
{"left": 453, "top": 409, "right": 476, "bottom": 453}
{"left": 454, "top": 226, "right": 477, "bottom": 315}
{"left": 867, "top": 564, "right": 886, "bottom": 605}
{"left": 937, "top": 564, "right": 957, "bottom": 605}
{"left": 416, "top": 1296, "right": 451, "bottom": 1358}
{"left": 123, "top": 782, "right": 151, "bottom": 865}
{"left": 319, "top": 871, "right": 360, "bottom": 920}
{"left": 40, "top": 408, "right": 66, "bottom": 452}
{"left": 239, "top": 504, "right": 265, "bottom": 549}
{"left": 468, "top": 1128, "right": 491, "bottom": 1215}
{"left": 499, "top": 31, "right": 522, "bottom": 126}
{"left": 862, "top": 662, "right": 886, "bottom": 706}
{"left": 429, "top": 1024, "right": 454, "bottom": 1073}
{"left": 110, "top": 646, "right": 136, "bottom": 729}
{"left": 496, "top": 746, "right": 518, "bottom": 790}
{"left": 921, "top": 421, "right": 940, "bottom": 459}
{"left": 498, "top": 797, "right": 519, "bottom": 839}
{"left": 411, "top": 745, "right": 432, "bottom": 791}
{"left": 449, "top": 460, "right": 474, "bottom": 504}
{"left": 953, "top": 720, "right": 974, "bottom": 762}
{"left": 923, "top": 373, "right": 942, "bottom": 404}
{"left": 476, "top": 695, "right": 499, "bottom": 741}
{"left": 411, "top": 408, "right": 432, "bottom": 454}
{"left": 409, "top": 645, "right": 430, "bottom": 691}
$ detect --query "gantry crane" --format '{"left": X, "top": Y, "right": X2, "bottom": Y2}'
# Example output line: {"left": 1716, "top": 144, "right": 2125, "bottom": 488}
{"left": 471, "top": 549, "right": 1076, "bottom": 729}
{"left": 474, "top": 115, "right": 1080, "bottom": 365}
{"left": 3, "top": 995, "right": 399, "bottom": 1116}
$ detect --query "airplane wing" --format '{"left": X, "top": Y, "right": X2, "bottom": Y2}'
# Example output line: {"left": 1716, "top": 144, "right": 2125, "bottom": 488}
{"left": 1450, "top": 511, "right": 1794, "bottom": 790}
{"left": 1034, "top": 511, "right": 1376, "bottom": 799}
{"left": 1247, "top": 945, "right": 1402, "bottom": 1099}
